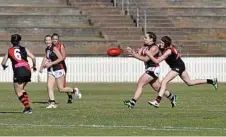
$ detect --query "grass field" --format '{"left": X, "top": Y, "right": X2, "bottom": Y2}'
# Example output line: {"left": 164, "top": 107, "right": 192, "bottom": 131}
{"left": 0, "top": 83, "right": 226, "bottom": 136}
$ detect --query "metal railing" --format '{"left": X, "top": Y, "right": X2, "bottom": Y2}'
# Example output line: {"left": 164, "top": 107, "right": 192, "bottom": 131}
{"left": 113, "top": 0, "right": 147, "bottom": 34}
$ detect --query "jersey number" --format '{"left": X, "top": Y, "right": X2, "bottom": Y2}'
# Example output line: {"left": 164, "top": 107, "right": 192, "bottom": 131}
{"left": 14, "top": 49, "right": 22, "bottom": 60}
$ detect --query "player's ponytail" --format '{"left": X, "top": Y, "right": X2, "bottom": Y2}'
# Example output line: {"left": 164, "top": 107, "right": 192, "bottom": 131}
{"left": 11, "top": 34, "right": 21, "bottom": 46}
{"left": 161, "top": 36, "right": 172, "bottom": 48}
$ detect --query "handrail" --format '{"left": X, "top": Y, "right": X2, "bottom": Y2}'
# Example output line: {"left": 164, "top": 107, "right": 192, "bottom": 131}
{"left": 113, "top": 0, "right": 147, "bottom": 34}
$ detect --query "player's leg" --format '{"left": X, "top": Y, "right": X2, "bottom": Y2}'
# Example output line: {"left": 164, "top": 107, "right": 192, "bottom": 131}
{"left": 180, "top": 71, "right": 218, "bottom": 90}
{"left": 123, "top": 72, "right": 153, "bottom": 108}
{"left": 149, "top": 70, "right": 178, "bottom": 108}
{"left": 55, "top": 74, "right": 81, "bottom": 99}
{"left": 149, "top": 79, "right": 177, "bottom": 108}
{"left": 46, "top": 74, "right": 57, "bottom": 108}
{"left": 64, "top": 75, "right": 73, "bottom": 104}
{"left": 14, "top": 81, "right": 32, "bottom": 114}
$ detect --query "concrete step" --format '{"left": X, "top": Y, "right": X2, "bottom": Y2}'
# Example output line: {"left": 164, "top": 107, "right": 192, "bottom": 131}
{"left": 89, "top": 15, "right": 131, "bottom": 20}
{"left": 148, "top": 7, "right": 226, "bottom": 16}
{"left": 0, "top": 15, "right": 89, "bottom": 27}
{"left": 0, "top": 36, "right": 105, "bottom": 41}
{"left": 0, "top": 0, "right": 66, "bottom": 5}
{"left": 72, "top": 2, "right": 113, "bottom": 7}
{"left": 147, "top": 23, "right": 175, "bottom": 27}
{"left": 0, "top": 6, "right": 81, "bottom": 15}
{"left": 105, "top": 35, "right": 143, "bottom": 40}
{"left": 91, "top": 19, "right": 134, "bottom": 24}
{"left": 102, "top": 30, "right": 143, "bottom": 35}
{"left": 0, "top": 27, "right": 102, "bottom": 37}
{"left": 101, "top": 27, "right": 142, "bottom": 32}
{"left": 94, "top": 23, "right": 136, "bottom": 27}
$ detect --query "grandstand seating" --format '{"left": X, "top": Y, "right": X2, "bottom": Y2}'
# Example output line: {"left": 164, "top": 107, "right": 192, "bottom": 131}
{"left": 0, "top": 0, "right": 118, "bottom": 55}
{"left": 0, "top": 0, "right": 226, "bottom": 56}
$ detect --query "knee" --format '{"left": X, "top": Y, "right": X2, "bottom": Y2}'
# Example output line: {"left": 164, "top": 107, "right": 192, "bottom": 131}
{"left": 185, "top": 82, "right": 193, "bottom": 86}
{"left": 152, "top": 85, "right": 160, "bottom": 92}
{"left": 58, "top": 87, "right": 64, "bottom": 92}
{"left": 137, "top": 82, "right": 145, "bottom": 88}
{"left": 161, "top": 80, "right": 168, "bottom": 86}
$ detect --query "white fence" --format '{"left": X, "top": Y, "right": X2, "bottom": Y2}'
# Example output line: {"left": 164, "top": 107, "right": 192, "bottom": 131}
{"left": 0, "top": 57, "right": 225, "bottom": 82}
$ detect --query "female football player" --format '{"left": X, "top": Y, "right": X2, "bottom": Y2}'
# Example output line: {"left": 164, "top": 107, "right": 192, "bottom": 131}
{"left": 1, "top": 34, "right": 36, "bottom": 114}
{"left": 135, "top": 36, "right": 218, "bottom": 108}
{"left": 39, "top": 35, "right": 81, "bottom": 108}
{"left": 124, "top": 32, "right": 177, "bottom": 109}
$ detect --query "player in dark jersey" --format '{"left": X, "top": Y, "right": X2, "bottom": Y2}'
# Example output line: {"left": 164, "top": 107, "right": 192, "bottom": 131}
{"left": 51, "top": 33, "right": 75, "bottom": 104}
{"left": 39, "top": 35, "right": 81, "bottom": 108}
{"left": 1, "top": 34, "right": 36, "bottom": 114}
{"left": 124, "top": 32, "right": 177, "bottom": 109}
{"left": 145, "top": 36, "right": 218, "bottom": 108}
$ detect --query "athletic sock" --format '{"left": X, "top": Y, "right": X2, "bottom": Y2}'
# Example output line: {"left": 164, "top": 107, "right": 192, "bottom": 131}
{"left": 156, "top": 96, "right": 162, "bottom": 103}
{"left": 18, "top": 94, "right": 30, "bottom": 109}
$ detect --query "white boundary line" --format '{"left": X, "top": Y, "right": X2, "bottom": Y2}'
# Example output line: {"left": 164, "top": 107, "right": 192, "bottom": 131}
{"left": 1, "top": 123, "right": 226, "bottom": 132}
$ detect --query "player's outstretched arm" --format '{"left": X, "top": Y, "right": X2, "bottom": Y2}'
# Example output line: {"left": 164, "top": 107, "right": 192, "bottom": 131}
{"left": 146, "top": 49, "right": 171, "bottom": 64}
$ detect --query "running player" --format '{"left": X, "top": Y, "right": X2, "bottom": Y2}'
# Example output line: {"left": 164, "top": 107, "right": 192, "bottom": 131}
{"left": 1, "top": 34, "right": 36, "bottom": 114}
{"left": 143, "top": 36, "right": 218, "bottom": 108}
{"left": 124, "top": 32, "right": 177, "bottom": 109}
{"left": 39, "top": 35, "right": 81, "bottom": 108}
{"left": 51, "top": 33, "right": 74, "bottom": 104}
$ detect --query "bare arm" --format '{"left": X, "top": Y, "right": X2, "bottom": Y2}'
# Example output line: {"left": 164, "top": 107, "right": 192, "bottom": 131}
{"left": 1, "top": 53, "right": 9, "bottom": 70}
{"left": 26, "top": 48, "right": 36, "bottom": 70}
{"left": 39, "top": 54, "right": 47, "bottom": 73}
{"left": 145, "top": 49, "right": 172, "bottom": 64}
{"left": 134, "top": 46, "right": 159, "bottom": 62}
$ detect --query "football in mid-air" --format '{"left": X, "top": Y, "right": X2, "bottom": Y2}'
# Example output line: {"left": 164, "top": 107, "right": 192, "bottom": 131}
{"left": 107, "top": 47, "right": 121, "bottom": 57}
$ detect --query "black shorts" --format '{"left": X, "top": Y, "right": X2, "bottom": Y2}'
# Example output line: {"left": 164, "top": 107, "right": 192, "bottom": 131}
{"left": 14, "top": 75, "right": 31, "bottom": 84}
{"left": 145, "top": 67, "right": 160, "bottom": 79}
{"left": 171, "top": 65, "right": 186, "bottom": 75}
{"left": 145, "top": 70, "right": 158, "bottom": 79}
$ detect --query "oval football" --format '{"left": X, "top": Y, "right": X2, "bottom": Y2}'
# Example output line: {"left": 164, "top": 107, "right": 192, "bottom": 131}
{"left": 107, "top": 48, "right": 121, "bottom": 57}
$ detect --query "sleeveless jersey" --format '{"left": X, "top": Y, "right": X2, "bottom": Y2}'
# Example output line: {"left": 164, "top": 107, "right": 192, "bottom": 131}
{"left": 163, "top": 46, "right": 185, "bottom": 69}
{"left": 8, "top": 45, "right": 31, "bottom": 76}
{"left": 45, "top": 46, "right": 64, "bottom": 71}
{"left": 142, "top": 44, "right": 159, "bottom": 69}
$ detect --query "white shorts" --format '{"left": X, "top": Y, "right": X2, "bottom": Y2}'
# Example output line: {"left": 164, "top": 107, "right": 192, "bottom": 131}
{"left": 145, "top": 66, "right": 160, "bottom": 78}
{"left": 48, "top": 69, "right": 65, "bottom": 79}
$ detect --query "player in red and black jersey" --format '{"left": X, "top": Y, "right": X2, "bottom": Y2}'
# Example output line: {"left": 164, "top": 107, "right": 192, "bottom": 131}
{"left": 51, "top": 33, "right": 74, "bottom": 104}
{"left": 145, "top": 36, "right": 218, "bottom": 108}
{"left": 39, "top": 35, "right": 81, "bottom": 108}
{"left": 1, "top": 34, "right": 36, "bottom": 114}
{"left": 124, "top": 32, "right": 177, "bottom": 108}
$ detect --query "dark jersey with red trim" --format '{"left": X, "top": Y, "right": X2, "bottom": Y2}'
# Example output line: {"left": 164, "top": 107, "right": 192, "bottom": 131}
{"left": 163, "top": 46, "right": 185, "bottom": 69}
{"left": 56, "top": 42, "right": 67, "bottom": 72}
{"left": 8, "top": 45, "right": 31, "bottom": 77}
{"left": 142, "top": 44, "right": 159, "bottom": 68}
{"left": 46, "top": 46, "right": 64, "bottom": 71}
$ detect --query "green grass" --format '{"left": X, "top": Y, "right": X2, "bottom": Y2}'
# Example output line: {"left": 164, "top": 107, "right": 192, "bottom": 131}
{"left": 0, "top": 83, "right": 226, "bottom": 136}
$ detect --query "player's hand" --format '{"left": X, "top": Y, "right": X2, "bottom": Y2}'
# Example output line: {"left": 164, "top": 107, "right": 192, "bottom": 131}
{"left": 44, "top": 62, "right": 52, "bottom": 68}
{"left": 1, "top": 64, "right": 8, "bottom": 70}
{"left": 39, "top": 68, "right": 43, "bottom": 73}
{"left": 32, "top": 66, "right": 37, "bottom": 72}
